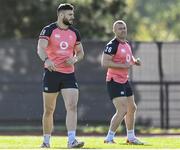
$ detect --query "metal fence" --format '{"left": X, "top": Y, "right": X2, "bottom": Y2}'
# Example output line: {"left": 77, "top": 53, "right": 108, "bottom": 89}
{"left": 0, "top": 39, "right": 179, "bottom": 128}
{"left": 130, "top": 42, "right": 180, "bottom": 128}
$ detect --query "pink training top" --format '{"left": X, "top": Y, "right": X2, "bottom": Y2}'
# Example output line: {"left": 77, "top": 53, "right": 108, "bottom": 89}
{"left": 103, "top": 38, "right": 135, "bottom": 84}
{"left": 39, "top": 22, "right": 81, "bottom": 73}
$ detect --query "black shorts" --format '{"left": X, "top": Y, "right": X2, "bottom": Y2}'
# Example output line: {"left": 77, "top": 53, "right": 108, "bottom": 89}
{"left": 42, "top": 69, "right": 78, "bottom": 93}
{"left": 107, "top": 79, "right": 133, "bottom": 100}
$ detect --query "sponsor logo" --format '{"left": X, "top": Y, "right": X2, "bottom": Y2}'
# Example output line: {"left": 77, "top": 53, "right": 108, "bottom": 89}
{"left": 121, "top": 48, "right": 126, "bottom": 53}
{"left": 60, "top": 41, "right": 68, "bottom": 50}
{"left": 40, "top": 30, "right": 46, "bottom": 36}
{"left": 126, "top": 54, "right": 131, "bottom": 62}
{"left": 44, "top": 87, "right": 48, "bottom": 91}
{"left": 75, "top": 82, "right": 78, "bottom": 88}
{"left": 120, "top": 91, "right": 125, "bottom": 95}
{"left": 55, "top": 34, "right": 60, "bottom": 38}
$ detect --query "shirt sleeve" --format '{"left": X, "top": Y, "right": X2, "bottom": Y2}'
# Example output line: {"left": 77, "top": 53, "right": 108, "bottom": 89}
{"left": 103, "top": 42, "right": 117, "bottom": 55}
{"left": 75, "top": 30, "right": 81, "bottom": 44}
{"left": 39, "top": 26, "right": 51, "bottom": 40}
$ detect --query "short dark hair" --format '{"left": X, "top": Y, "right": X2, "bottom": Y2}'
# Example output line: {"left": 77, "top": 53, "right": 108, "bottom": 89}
{"left": 57, "top": 3, "right": 74, "bottom": 13}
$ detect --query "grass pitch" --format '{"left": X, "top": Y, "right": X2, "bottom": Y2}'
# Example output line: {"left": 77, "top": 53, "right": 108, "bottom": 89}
{"left": 0, "top": 135, "right": 180, "bottom": 149}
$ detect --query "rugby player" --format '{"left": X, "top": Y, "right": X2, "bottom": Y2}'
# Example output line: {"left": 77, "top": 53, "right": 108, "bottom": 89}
{"left": 37, "top": 3, "right": 84, "bottom": 148}
{"left": 101, "top": 20, "right": 144, "bottom": 145}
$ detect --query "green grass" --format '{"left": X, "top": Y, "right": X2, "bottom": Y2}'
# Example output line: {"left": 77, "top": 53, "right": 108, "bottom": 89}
{"left": 0, "top": 136, "right": 180, "bottom": 149}
{"left": 1, "top": 125, "right": 180, "bottom": 135}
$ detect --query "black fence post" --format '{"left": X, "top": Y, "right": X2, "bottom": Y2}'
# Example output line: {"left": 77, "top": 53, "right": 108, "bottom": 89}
{"left": 157, "top": 42, "right": 164, "bottom": 129}
{"left": 165, "top": 83, "right": 169, "bottom": 129}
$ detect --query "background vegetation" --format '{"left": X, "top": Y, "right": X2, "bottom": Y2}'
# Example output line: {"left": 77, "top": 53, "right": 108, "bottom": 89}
{"left": 0, "top": 0, "right": 179, "bottom": 41}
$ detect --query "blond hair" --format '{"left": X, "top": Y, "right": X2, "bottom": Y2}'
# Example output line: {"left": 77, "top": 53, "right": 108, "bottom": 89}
{"left": 113, "top": 20, "right": 126, "bottom": 32}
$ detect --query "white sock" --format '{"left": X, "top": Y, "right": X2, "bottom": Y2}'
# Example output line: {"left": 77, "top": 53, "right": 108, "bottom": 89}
{"left": 43, "top": 134, "right": 51, "bottom": 144}
{"left": 105, "top": 130, "right": 115, "bottom": 141}
{"left": 68, "top": 131, "right": 76, "bottom": 144}
{"left": 127, "top": 129, "right": 136, "bottom": 141}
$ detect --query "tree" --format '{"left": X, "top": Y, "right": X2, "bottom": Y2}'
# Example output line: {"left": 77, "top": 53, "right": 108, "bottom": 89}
{"left": 0, "top": 0, "right": 126, "bottom": 40}
{"left": 127, "top": 0, "right": 180, "bottom": 41}
{"left": 0, "top": 0, "right": 59, "bottom": 38}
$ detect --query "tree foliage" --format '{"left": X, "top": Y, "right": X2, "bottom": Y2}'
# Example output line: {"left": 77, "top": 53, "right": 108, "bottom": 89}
{"left": 127, "top": 0, "right": 180, "bottom": 41}
{"left": 0, "top": 0, "right": 179, "bottom": 41}
{"left": 0, "top": 0, "right": 126, "bottom": 40}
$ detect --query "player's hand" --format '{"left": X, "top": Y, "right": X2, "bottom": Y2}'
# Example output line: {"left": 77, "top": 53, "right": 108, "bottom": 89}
{"left": 135, "top": 57, "right": 141, "bottom": 66}
{"left": 44, "top": 59, "right": 57, "bottom": 72}
{"left": 65, "top": 57, "right": 78, "bottom": 66}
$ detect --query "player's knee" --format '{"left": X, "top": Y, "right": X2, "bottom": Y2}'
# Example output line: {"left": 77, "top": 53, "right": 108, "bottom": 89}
{"left": 116, "top": 107, "right": 127, "bottom": 116}
{"left": 66, "top": 103, "right": 77, "bottom": 112}
{"left": 44, "top": 107, "right": 55, "bottom": 117}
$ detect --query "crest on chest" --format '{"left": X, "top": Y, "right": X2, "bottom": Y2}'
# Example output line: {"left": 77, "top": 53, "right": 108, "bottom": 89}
{"left": 121, "top": 48, "right": 126, "bottom": 53}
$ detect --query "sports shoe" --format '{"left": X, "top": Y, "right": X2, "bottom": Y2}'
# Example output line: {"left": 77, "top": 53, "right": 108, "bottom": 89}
{"left": 41, "top": 142, "right": 50, "bottom": 148}
{"left": 67, "top": 139, "right": 84, "bottom": 148}
{"left": 104, "top": 139, "right": 116, "bottom": 144}
{"left": 126, "top": 138, "right": 144, "bottom": 145}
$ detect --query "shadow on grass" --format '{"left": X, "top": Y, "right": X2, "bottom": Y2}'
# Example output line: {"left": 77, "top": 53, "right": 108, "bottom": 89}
{"left": 119, "top": 142, "right": 153, "bottom": 147}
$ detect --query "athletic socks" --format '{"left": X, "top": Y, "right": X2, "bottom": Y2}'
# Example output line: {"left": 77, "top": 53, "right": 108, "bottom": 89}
{"left": 43, "top": 134, "right": 51, "bottom": 144}
{"left": 127, "top": 129, "right": 136, "bottom": 141}
{"left": 68, "top": 131, "right": 76, "bottom": 144}
{"left": 105, "top": 130, "right": 115, "bottom": 141}
{"left": 43, "top": 131, "right": 76, "bottom": 145}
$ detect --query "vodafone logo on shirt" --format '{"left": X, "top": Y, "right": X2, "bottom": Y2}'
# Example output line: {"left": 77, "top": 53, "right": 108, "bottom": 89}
{"left": 126, "top": 54, "right": 131, "bottom": 62}
{"left": 60, "top": 41, "right": 68, "bottom": 50}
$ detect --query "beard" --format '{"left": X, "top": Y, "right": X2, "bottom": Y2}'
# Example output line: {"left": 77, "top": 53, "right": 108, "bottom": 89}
{"left": 63, "top": 17, "right": 73, "bottom": 26}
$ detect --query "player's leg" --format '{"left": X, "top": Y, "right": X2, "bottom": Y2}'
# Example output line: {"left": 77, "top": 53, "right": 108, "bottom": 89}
{"left": 110, "top": 97, "right": 128, "bottom": 132}
{"left": 125, "top": 96, "right": 143, "bottom": 145}
{"left": 124, "top": 81, "right": 144, "bottom": 145}
{"left": 105, "top": 80, "right": 128, "bottom": 143}
{"left": 105, "top": 97, "right": 127, "bottom": 143}
{"left": 125, "top": 95, "right": 137, "bottom": 140}
{"left": 42, "top": 92, "right": 58, "bottom": 147}
{"left": 41, "top": 69, "right": 60, "bottom": 148}
{"left": 61, "top": 88, "right": 84, "bottom": 148}
{"left": 61, "top": 73, "right": 84, "bottom": 148}
{"left": 62, "top": 88, "right": 78, "bottom": 132}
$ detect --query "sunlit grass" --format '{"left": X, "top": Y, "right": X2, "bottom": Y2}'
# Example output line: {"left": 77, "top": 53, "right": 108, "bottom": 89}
{"left": 0, "top": 136, "right": 180, "bottom": 149}
{"left": 1, "top": 125, "right": 180, "bottom": 135}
